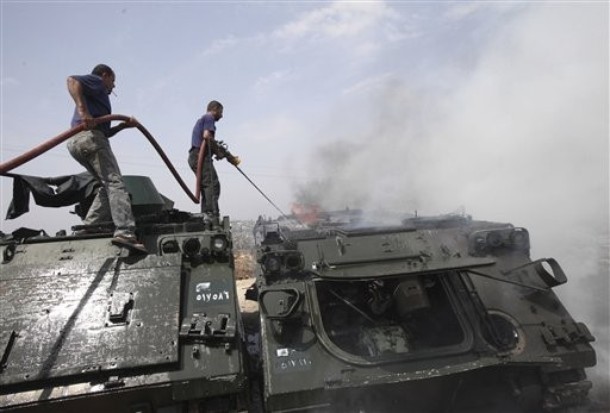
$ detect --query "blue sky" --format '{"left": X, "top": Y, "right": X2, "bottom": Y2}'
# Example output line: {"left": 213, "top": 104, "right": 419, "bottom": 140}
{"left": 1, "top": 0, "right": 609, "bottom": 397}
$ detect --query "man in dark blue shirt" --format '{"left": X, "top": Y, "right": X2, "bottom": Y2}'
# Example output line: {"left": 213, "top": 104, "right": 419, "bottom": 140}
{"left": 188, "top": 100, "right": 239, "bottom": 224}
{"left": 66, "top": 64, "right": 146, "bottom": 254}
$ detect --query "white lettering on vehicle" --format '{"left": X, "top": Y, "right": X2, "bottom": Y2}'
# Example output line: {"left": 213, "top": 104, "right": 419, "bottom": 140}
{"left": 195, "top": 282, "right": 230, "bottom": 302}
{"left": 273, "top": 348, "right": 313, "bottom": 373}
{"left": 196, "top": 290, "right": 230, "bottom": 302}
{"left": 279, "top": 358, "right": 312, "bottom": 370}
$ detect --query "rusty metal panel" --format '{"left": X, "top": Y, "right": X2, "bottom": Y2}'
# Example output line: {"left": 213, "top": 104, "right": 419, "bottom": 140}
{"left": 0, "top": 240, "right": 181, "bottom": 386}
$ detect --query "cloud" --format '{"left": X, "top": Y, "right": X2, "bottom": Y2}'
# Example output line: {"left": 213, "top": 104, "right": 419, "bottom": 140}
{"left": 202, "top": 34, "right": 240, "bottom": 56}
{"left": 271, "top": 1, "right": 410, "bottom": 52}
{"left": 342, "top": 72, "right": 395, "bottom": 96}
{"left": 197, "top": 1, "right": 400, "bottom": 58}
{"left": 252, "top": 70, "right": 293, "bottom": 93}
{"left": 197, "top": 1, "right": 411, "bottom": 60}
{"left": 272, "top": 2, "right": 390, "bottom": 39}
{"left": 443, "top": 2, "right": 495, "bottom": 21}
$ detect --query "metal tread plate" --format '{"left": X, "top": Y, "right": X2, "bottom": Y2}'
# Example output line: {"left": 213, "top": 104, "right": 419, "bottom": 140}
{"left": 0, "top": 247, "right": 182, "bottom": 386}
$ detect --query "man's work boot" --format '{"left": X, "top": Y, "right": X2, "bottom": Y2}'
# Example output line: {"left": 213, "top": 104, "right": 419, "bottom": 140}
{"left": 111, "top": 235, "right": 148, "bottom": 255}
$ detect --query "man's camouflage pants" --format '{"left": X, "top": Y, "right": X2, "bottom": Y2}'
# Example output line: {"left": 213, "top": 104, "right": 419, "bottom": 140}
{"left": 188, "top": 147, "right": 220, "bottom": 217}
{"left": 67, "top": 129, "right": 136, "bottom": 238}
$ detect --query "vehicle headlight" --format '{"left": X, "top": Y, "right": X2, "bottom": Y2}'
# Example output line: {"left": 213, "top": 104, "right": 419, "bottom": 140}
{"left": 211, "top": 235, "right": 228, "bottom": 252}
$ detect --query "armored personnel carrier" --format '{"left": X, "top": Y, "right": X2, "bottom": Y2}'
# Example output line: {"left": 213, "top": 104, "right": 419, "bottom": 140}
{"left": 0, "top": 176, "right": 247, "bottom": 412}
{"left": 251, "top": 210, "right": 597, "bottom": 412}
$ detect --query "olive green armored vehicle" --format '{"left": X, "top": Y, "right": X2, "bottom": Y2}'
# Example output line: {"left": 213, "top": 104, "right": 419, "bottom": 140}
{"left": 0, "top": 176, "right": 247, "bottom": 412}
{"left": 251, "top": 211, "right": 597, "bottom": 412}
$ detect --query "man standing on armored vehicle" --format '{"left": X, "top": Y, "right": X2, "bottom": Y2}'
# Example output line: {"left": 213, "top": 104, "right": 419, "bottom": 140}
{"left": 188, "top": 100, "right": 240, "bottom": 225}
{"left": 66, "top": 63, "right": 147, "bottom": 254}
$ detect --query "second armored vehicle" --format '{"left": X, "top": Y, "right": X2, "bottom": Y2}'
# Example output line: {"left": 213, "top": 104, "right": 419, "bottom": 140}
{"left": 251, "top": 211, "right": 597, "bottom": 412}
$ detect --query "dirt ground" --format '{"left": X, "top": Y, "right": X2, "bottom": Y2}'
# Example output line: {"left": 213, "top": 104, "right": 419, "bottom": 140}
{"left": 236, "top": 278, "right": 258, "bottom": 314}
{"left": 233, "top": 248, "right": 259, "bottom": 316}
{"left": 234, "top": 250, "right": 256, "bottom": 280}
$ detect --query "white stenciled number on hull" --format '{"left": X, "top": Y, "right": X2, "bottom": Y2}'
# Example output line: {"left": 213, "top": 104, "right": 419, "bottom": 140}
{"left": 195, "top": 282, "right": 230, "bottom": 302}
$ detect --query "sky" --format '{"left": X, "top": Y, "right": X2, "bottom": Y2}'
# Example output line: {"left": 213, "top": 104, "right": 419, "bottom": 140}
{"left": 1, "top": 0, "right": 609, "bottom": 402}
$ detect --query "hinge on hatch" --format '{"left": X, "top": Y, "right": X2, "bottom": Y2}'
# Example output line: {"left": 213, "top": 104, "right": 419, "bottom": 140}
{"left": 179, "top": 313, "right": 236, "bottom": 342}
{"left": 103, "top": 375, "right": 125, "bottom": 389}
{"left": 105, "top": 292, "right": 134, "bottom": 327}
{"left": 540, "top": 321, "right": 595, "bottom": 348}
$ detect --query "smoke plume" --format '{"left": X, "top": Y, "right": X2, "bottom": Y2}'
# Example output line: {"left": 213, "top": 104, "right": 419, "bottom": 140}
{"left": 294, "top": 4, "right": 609, "bottom": 405}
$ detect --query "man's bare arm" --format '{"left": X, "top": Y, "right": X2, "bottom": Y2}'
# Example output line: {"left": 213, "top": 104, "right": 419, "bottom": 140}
{"left": 67, "top": 76, "right": 94, "bottom": 130}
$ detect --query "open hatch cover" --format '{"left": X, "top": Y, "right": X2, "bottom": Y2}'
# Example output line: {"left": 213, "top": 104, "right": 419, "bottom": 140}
{"left": 302, "top": 230, "right": 495, "bottom": 278}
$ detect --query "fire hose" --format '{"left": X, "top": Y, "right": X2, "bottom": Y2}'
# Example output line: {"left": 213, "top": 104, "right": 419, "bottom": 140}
{"left": 0, "top": 114, "right": 291, "bottom": 220}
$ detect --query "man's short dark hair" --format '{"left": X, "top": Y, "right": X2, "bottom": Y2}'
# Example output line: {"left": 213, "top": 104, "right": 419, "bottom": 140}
{"left": 207, "top": 100, "right": 223, "bottom": 112}
{"left": 91, "top": 64, "right": 114, "bottom": 77}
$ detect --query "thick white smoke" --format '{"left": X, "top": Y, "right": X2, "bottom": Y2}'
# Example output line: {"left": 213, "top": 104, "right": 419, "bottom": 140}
{"left": 294, "top": 3, "right": 609, "bottom": 405}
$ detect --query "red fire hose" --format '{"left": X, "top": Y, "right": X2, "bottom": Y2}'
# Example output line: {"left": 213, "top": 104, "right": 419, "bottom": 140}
{"left": 0, "top": 114, "right": 200, "bottom": 204}
{"left": 195, "top": 138, "right": 208, "bottom": 204}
